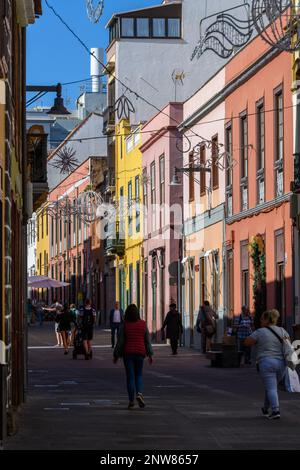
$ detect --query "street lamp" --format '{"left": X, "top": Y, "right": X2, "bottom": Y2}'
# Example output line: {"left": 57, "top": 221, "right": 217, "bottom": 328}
{"left": 170, "top": 165, "right": 211, "bottom": 186}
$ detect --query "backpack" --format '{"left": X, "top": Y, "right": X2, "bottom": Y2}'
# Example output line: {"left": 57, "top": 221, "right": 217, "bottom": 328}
{"left": 81, "top": 307, "right": 95, "bottom": 328}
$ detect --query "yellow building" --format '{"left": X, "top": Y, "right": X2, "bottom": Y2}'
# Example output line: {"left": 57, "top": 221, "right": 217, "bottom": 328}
{"left": 114, "top": 119, "right": 143, "bottom": 311}
{"left": 36, "top": 203, "right": 50, "bottom": 300}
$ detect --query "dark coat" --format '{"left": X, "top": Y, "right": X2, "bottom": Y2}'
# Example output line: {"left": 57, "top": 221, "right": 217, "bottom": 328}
{"left": 110, "top": 308, "right": 124, "bottom": 327}
{"left": 163, "top": 310, "right": 183, "bottom": 340}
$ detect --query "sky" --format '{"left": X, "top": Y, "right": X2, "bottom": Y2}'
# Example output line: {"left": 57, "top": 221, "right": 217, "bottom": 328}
{"left": 27, "top": 0, "right": 159, "bottom": 109}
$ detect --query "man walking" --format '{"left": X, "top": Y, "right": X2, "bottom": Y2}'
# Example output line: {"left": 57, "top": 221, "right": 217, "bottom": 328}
{"left": 162, "top": 303, "right": 183, "bottom": 355}
{"left": 110, "top": 301, "right": 124, "bottom": 348}
{"left": 233, "top": 305, "right": 254, "bottom": 364}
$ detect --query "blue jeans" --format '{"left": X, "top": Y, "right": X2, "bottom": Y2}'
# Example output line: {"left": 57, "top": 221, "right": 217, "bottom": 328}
{"left": 123, "top": 354, "right": 144, "bottom": 403}
{"left": 259, "top": 357, "right": 286, "bottom": 412}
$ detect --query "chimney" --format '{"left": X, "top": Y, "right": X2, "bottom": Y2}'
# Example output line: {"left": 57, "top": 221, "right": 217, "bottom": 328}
{"left": 90, "top": 48, "right": 104, "bottom": 93}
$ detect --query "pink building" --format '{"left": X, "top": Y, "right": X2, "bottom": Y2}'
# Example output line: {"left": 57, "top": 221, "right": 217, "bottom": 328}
{"left": 48, "top": 158, "right": 95, "bottom": 306}
{"left": 141, "top": 103, "right": 183, "bottom": 340}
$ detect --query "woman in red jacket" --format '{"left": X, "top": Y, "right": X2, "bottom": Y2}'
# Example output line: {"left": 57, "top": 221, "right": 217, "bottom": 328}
{"left": 113, "top": 304, "right": 153, "bottom": 409}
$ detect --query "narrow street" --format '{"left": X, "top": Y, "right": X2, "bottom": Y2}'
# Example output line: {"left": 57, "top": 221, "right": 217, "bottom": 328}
{"left": 5, "top": 324, "right": 300, "bottom": 451}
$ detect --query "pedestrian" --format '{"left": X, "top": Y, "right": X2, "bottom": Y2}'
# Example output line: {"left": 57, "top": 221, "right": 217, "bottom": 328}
{"left": 233, "top": 306, "right": 254, "bottom": 364}
{"left": 36, "top": 300, "right": 45, "bottom": 327}
{"left": 56, "top": 303, "right": 72, "bottom": 355}
{"left": 79, "top": 299, "right": 96, "bottom": 360}
{"left": 244, "top": 309, "right": 289, "bottom": 420}
{"left": 27, "top": 298, "right": 33, "bottom": 326}
{"left": 113, "top": 304, "right": 153, "bottom": 409}
{"left": 45, "top": 299, "right": 63, "bottom": 346}
{"left": 110, "top": 301, "right": 124, "bottom": 348}
{"left": 196, "top": 305, "right": 206, "bottom": 353}
{"left": 69, "top": 303, "right": 79, "bottom": 346}
{"left": 201, "top": 300, "right": 219, "bottom": 352}
{"left": 162, "top": 303, "right": 183, "bottom": 355}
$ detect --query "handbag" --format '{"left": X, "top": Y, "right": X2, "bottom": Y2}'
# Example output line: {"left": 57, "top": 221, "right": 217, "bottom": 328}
{"left": 266, "top": 327, "right": 299, "bottom": 370}
{"left": 284, "top": 368, "right": 300, "bottom": 393}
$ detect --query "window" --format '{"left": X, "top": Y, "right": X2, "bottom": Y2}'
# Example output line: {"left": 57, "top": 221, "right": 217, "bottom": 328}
{"left": 120, "top": 186, "right": 125, "bottom": 236}
{"left": 168, "top": 18, "right": 180, "bottom": 37}
{"left": 275, "top": 230, "right": 285, "bottom": 321}
{"left": 240, "top": 114, "right": 248, "bottom": 179}
{"left": 257, "top": 100, "right": 265, "bottom": 171}
{"left": 73, "top": 201, "right": 76, "bottom": 246}
{"left": 137, "top": 18, "right": 149, "bottom": 37}
{"left": 129, "top": 264, "right": 133, "bottom": 305}
{"left": 128, "top": 181, "right": 133, "bottom": 236}
{"left": 135, "top": 176, "right": 140, "bottom": 233}
{"left": 241, "top": 241, "right": 249, "bottom": 308}
{"left": 257, "top": 100, "right": 265, "bottom": 205}
{"left": 153, "top": 18, "right": 166, "bottom": 37}
{"left": 212, "top": 252, "right": 219, "bottom": 311}
{"left": 200, "top": 145, "right": 206, "bottom": 196}
{"left": 41, "top": 212, "right": 44, "bottom": 239}
{"left": 212, "top": 135, "right": 219, "bottom": 190}
{"left": 37, "top": 215, "right": 40, "bottom": 242}
{"left": 136, "top": 261, "right": 141, "bottom": 309}
{"left": 78, "top": 214, "right": 82, "bottom": 244}
{"left": 143, "top": 171, "right": 148, "bottom": 208}
{"left": 121, "top": 18, "right": 134, "bottom": 37}
{"left": 225, "top": 124, "right": 233, "bottom": 187}
{"left": 151, "top": 163, "right": 156, "bottom": 204}
{"left": 199, "top": 257, "right": 206, "bottom": 306}
{"left": 275, "top": 88, "right": 283, "bottom": 162}
{"left": 189, "top": 152, "right": 194, "bottom": 201}
{"left": 159, "top": 156, "right": 165, "bottom": 205}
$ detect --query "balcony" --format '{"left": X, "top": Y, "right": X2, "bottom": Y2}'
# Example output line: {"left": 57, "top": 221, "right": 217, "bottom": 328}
{"left": 275, "top": 160, "right": 284, "bottom": 198}
{"left": 104, "top": 222, "right": 125, "bottom": 257}
{"left": 102, "top": 106, "right": 115, "bottom": 135}
{"left": 257, "top": 170, "right": 265, "bottom": 205}
{"left": 226, "top": 189, "right": 233, "bottom": 218}
{"left": 240, "top": 180, "right": 248, "bottom": 212}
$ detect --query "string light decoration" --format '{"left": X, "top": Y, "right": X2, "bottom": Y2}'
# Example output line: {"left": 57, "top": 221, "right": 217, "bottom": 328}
{"left": 252, "top": 0, "right": 299, "bottom": 52}
{"left": 50, "top": 146, "right": 80, "bottom": 175}
{"left": 47, "top": 190, "right": 104, "bottom": 224}
{"left": 86, "top": 0, "right": 104, "bottom": 24}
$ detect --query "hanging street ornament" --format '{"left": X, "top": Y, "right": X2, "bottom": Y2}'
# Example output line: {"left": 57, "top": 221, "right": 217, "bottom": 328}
{"left": 86, "top": 0, "right": 104, "bottom": 24}
{"left": 50, "top": 146, "right": 80, "bottom": 175}
{"left": 191, "top": 3, "right": 254, "bottom": 60}
{"left": 114, "top": 94, "right": 136, "bottom": 121}
{"left": 252, "top": 0, "right": 299, "bottom": 52}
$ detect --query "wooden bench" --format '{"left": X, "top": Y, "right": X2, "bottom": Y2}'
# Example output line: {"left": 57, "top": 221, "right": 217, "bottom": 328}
{"left": 206, "top": 344, "right": 241, "bottom": 368}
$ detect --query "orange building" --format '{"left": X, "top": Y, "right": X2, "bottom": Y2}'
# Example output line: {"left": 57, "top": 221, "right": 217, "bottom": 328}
{"left": 224, "top": 34, "right": 294, "bottom": 331}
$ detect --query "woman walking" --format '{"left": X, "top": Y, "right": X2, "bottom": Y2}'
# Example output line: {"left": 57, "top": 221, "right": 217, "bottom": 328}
{"left": 245, "top": 309, "right": 289, "bottom": 420}
{"left": 162, "top": 303, "right": 183, "bottom": 355}
{"left": 113, "top": 304, "right": 153, "bottom": 409}
{"left": 56, "top": 303, "right": 72, "bottom": 355}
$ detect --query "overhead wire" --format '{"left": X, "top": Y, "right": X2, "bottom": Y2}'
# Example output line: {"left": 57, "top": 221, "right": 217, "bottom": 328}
{"left": 44, "top": 0, "right": 223, "bottom": 148}
{"left": 42, "top": 102, "right": 296, "bottom": 146}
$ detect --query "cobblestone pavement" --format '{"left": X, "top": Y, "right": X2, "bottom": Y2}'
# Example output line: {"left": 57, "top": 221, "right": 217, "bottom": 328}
{"left": 5, "top": 323, "right": 300, "bottom": 450}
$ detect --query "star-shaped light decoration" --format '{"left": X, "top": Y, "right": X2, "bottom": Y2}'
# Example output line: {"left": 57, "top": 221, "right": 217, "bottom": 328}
{"left": 50, "top": 146, "right": 80, "bottom": 175}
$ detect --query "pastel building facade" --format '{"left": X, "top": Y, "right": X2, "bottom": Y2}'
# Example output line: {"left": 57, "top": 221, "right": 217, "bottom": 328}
{"left": 141, "top": 103, "right": 183, "bottom": 340}
{"left": 180, "top": 69, "right": 226, "bottom": 348}
{"left": 224, "top": 35, "right": 294, "bottom": 331}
